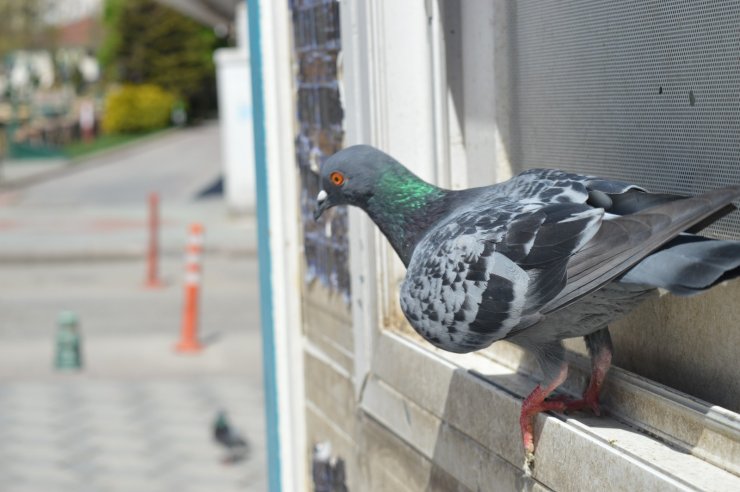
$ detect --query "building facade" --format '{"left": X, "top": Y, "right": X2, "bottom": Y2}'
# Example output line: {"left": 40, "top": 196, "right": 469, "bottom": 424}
{"left": 249, "top": 1, "right": 740, "bottom": 490}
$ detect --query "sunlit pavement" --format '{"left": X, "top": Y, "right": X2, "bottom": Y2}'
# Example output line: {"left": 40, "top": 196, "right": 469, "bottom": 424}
{"left": 0, "top": 202, "right": 256, "bottom": 261}
{"left": 0, "top": 124, "right": 267, "bottom": 491}
{"left": 0, "top": 376, "right": 265, "bottom": 492}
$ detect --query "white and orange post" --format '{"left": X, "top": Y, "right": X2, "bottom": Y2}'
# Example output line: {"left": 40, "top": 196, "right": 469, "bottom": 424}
{"left": 176, "top": 223, "right": 205, "bottom": 352}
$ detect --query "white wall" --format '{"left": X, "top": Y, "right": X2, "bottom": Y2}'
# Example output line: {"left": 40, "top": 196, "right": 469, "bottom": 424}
{"left": 214, "top": 46, "right": 255, "bottom": 213}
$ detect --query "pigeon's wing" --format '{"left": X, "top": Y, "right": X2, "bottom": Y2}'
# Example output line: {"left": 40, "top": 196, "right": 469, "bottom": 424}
{"left": 541, "top": 185, "right": 740, "bottom": 314}
{"left": 400, "top": 201, "right": 603, "bottom": 353}
{"left": 495, "top": 169, "right": 592, "bottom": 204}
{"left": 499, "top": 168, "right": 701, "bottom": 218}
{"left": 496, "top": 168, "right": 641, "bottom": 205}
{"left": 540, "top": 169, "right": 737, "bottom": 234}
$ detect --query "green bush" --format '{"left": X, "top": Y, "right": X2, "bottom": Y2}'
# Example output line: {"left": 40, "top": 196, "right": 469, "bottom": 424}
{"left": 102, "top": 84, "right": 176, "bottom": 134}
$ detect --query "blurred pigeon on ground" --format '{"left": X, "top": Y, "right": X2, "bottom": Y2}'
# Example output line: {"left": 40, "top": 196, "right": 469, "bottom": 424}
{"left": 314, "top": 145, "right": 740, "bottom": 464}
{"left": 213, "top": 410, "right": 249, "bottom": 464}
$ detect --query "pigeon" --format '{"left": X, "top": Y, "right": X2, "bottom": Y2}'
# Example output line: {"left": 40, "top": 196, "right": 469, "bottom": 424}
{"left": 314, "top": 144, "right": 740, "bottom": 463}
{"left": 213, "top": 410, "right": 249, "bottom": 463}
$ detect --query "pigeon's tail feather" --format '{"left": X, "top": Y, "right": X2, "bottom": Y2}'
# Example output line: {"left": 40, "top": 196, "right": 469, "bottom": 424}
{"left": 620, "top": 234, "right": 740, "bottom": 295}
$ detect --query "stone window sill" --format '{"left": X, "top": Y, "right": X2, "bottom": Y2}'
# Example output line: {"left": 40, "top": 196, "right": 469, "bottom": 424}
{"left": 360, "top": 330, "right": 740, "bottom": 490}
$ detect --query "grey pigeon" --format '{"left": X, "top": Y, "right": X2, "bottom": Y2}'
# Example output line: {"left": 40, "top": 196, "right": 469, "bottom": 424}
{"left": 213, "top": 410, "right": 249, "bottom": 463}
{"left": 314, "top": 145, "right": 740, "bottom": 463}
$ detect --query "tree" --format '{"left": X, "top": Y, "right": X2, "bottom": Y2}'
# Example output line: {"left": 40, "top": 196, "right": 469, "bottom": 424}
{"left": 0, "top": 0, "right": 55, "bottom": 59}
{"left": 99, "top": 0, "right": 221, "bottom": 119}
{"left": 97, "top": 0, "right": 124, "bottom": 76}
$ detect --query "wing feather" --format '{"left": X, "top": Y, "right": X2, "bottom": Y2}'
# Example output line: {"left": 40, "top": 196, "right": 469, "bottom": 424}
{"left": 542, "top": 186, "right": 740, "bottom": 314}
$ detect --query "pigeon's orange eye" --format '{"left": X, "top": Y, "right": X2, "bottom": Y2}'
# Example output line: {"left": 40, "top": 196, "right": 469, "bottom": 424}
{"left": 330, "top": 171, "right": 345, "bottom": 186}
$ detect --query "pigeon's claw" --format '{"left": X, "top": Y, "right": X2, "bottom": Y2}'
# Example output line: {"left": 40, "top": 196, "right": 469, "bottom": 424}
{"left": 519, "top": 365, "right": 569, "bottom": 464}
{"left": 520, "top": 386, "right": 567, "bottom": 455}
{"left": 549, "top": 389, "right": 601, "bottom": 416}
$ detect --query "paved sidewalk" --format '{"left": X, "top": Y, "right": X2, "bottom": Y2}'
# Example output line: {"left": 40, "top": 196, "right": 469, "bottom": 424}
{"left": 0, "top": 258, "right": 265, "bottom": 492}
{"left": 0, "top": 158, "right": 69, "bottom": 187}
{"left": 0, "top": 123, "right": 267, "bottom": 491}
{"left": 0, "top": 375, "right": 265, "bottom": 492}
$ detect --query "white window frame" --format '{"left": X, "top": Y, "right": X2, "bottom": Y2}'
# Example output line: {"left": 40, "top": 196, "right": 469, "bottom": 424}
{"left": 340, "top": 0, "right": 740, "bottom": 488}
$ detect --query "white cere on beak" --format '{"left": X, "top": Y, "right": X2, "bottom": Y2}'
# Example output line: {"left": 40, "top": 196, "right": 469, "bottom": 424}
{"left": 317, "top": 190, "right": 328, "bottom": 203}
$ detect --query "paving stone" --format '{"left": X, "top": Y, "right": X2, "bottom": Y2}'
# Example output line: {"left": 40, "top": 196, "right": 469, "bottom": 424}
{"left": 5, "top": 443, "right": 69, "bottom": 464}
{"left": 0, "top": 378, "right": 261, "bottom": 491}
{"left": 6, "top": 462, "right": 80, "bottom": 486}
{"left": 89, "top": 474, "right": 172, "bottom": 492}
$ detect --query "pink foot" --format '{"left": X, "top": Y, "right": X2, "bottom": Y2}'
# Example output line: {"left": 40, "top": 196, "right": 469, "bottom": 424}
{"left": 548, "top": 386, "right": 601, "bottom": 415}
{"left": 549, "top": 342, "right": 611, "bottom": 416}
{"left": 520, "top": 386, "right": 567, "bottom": 458}
{"left": 519, "top": 365, "right": 569, "bottom": 464}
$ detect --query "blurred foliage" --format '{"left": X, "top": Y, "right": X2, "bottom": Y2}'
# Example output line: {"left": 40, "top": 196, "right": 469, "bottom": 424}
{"left": 97, "top": 0, "right": 125, "bottom": 74}
{"left": 0, "top": 0, "right": 55, "bottom": 58}
{"left": 99, "top": 0, "right": 221, "bottom": 120}
{"left": 102, "top": 84, "right": 175, "bottom": 134}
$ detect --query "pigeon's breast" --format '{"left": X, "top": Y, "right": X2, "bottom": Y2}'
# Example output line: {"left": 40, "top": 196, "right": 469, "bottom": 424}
{"left": 399, "top": 215, "right": 530, "bottom": 354}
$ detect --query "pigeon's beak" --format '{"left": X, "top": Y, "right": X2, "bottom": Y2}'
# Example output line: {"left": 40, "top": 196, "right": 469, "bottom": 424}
{"left": 314, "top": 189, "right": 330, "bottom": 221}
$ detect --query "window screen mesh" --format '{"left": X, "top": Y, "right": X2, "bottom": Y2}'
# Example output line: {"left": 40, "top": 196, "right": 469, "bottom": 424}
{"left": 513, "top": 0, "right": 740, "bottom": 239}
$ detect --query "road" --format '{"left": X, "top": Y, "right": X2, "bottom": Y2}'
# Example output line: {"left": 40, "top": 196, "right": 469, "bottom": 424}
{"left": 14, "top": 126, "right": 222, "bottom": 206}
{"left": 0, "top": 124, "right": 266, "bottom": 492}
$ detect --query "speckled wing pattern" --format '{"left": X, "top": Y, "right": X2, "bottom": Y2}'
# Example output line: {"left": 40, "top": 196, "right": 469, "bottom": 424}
{"left": 399, "top": 169, "right": 623, "bottom": 353}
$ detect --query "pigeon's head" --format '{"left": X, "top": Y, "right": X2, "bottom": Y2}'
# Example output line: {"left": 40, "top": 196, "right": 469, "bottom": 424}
{"left": 314, "top": 145, "right": 399, "bottom": 220}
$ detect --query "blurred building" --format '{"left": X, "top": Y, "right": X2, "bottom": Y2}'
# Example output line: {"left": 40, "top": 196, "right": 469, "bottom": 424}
{"left": 158, "top": 0, "right": 241, "bottom": 34}
{"left": 43, "top": 0, "right": 101, "bottom": 26}
{"left": 56, "top": 14, "right": 102, "bottom": 88}
{"left": 213, "top": 4, "right": 254, "bottom": 213}
{"left": 152, "top": 0, "right": 253, "bottom": 212}
{"left": 0, "top": 1, "right": 103, "bottom": 157}
{"left": 56, "top": 14, "right": 102, "bottom": 52}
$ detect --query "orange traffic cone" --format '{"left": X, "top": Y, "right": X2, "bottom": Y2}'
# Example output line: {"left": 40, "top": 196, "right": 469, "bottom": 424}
{"left": 176, "top": 223, "right": 205, "bottom": 353}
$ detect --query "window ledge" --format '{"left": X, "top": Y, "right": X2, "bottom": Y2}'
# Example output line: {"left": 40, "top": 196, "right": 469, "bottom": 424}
{"left": 361, "top": 331, "right": 740, "bottom": 491}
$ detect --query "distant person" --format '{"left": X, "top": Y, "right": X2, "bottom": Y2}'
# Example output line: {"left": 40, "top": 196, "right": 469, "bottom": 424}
{"left": 79, "top": 99, "right": 95, "bottom": 144}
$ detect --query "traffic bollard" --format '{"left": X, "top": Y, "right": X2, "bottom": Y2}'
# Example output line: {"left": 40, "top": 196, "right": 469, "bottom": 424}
{"left": 175, "top": 223, "right": 205, "bottom": 352}
{"left": 55, "top": 311, "right": 83, "bottom": 370}
{"left": 145, "top": 192, "right": 163, "bottom": 288}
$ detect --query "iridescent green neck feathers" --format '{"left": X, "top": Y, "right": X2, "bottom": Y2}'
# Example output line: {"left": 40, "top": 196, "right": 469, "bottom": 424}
{"left": 365, "top": 167, "right": 446, "bottom": 265}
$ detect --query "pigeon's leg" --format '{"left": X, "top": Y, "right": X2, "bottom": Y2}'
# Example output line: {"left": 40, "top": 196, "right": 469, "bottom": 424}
{"left": 520, "top": 363, "right": 568, "bottom": 460}
{"left": 560, "top": 328, "right": 613, "bottom": 415}
{"left": 516, "top": 339, "right": 569, "bottom": 461}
